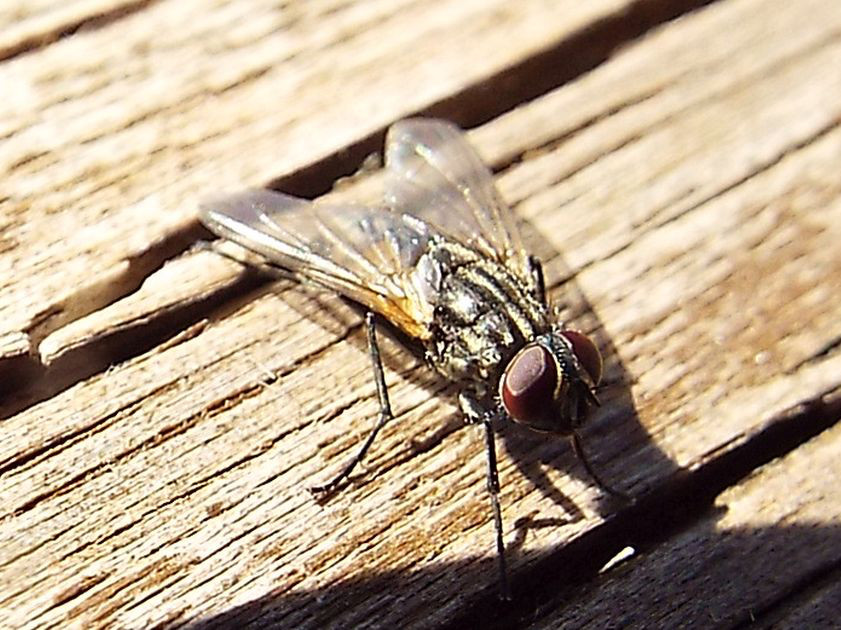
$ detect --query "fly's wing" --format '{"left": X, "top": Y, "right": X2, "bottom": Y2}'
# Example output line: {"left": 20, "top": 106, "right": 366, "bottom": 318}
{"left": 200, "top": 189, "right": 436, "bottom": 338}
{"left": 385, "top": 118, "right": 533, "bottom": 286}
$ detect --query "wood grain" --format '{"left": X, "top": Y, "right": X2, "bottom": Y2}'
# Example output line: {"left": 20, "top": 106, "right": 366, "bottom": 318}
{"left": 527, "top": 421, "right": 841, "bottom": 628}
{"left": 1, "top": 0, "right": 840, "bottom": 628}
{"left": 0, "top": 0, "right": 633, "bottom": 361}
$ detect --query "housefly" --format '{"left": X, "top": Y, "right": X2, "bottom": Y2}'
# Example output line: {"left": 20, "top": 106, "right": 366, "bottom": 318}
{"left": 199, "top": 118, "right": 624, "bottom": 600}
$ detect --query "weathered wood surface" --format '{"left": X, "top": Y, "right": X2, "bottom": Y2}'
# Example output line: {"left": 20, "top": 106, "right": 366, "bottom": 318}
{"left": 526, "top": 421, "right": 841, "bottom": 629}
{"left": 1, "top": 0, "right": 840, "bottom": 628}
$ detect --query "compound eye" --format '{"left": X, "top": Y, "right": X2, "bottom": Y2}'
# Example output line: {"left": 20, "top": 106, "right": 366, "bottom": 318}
{"left": 501, "top": 344, "right": 558, "bottom": 427}
{"left": 560, "top": 330, "right": 603, "bottom": 385}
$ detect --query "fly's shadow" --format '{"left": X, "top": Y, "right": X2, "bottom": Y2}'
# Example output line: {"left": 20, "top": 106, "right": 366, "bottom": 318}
{"left": 500, "top": 217, "right": 669, "bottom": 552}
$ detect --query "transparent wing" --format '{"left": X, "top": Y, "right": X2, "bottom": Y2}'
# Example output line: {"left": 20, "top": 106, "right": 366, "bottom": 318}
{"left": 200, "top": 189, "right": 437, "bottom": 338}
{"left": 385, "top": 118, "right": 532, "bottom": 283}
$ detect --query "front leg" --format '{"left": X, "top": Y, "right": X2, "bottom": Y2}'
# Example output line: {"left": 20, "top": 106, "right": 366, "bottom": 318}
{"left": 459, "top": 390, "right": 511, "bottom": 601}
{"left": 528, "top": 255, "right": 546, "bottom": 306}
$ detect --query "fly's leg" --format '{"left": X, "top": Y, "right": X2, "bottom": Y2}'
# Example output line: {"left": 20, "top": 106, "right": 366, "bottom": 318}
{"left": 459, "top": 392, "right": 512, "bottom": 601}
{"left": 570, "top": 432, "right": 631, "bottom": 503}
{"left": 311, "top": 312, "right": 394, "bottom": 494}
{"left": 528, "top": 255, "right": 546, "bottom": 306}
{"left": 481, "top": 415, "right": 512, "bottom": 601}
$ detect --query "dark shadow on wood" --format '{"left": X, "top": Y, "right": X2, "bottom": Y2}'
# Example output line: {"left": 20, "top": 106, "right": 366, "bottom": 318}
{"left": 176, "top": 525, "right": 841, "bottom": 630}
{"left": 176, "top": 392, "right": 840, "bottom": 629}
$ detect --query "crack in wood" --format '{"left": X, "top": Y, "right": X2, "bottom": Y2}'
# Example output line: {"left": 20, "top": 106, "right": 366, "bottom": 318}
{"left": 0, "top": 0, "right": 163, "bottom": 63}
{"left": 270, "top": 0, "right": 725, "bottom": 200}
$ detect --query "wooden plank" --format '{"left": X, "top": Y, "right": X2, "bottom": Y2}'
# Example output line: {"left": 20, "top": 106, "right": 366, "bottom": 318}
{"left": 0, "top": 0, "right": 153, "bottom": 62}
{"left": 524, "top": 420, "right": 841, "bottom": 628}
{"left": 0, "top": 0, "right": 636, "bottom": 363}
{"left": 1, "top": 0, "right": 840, "bottom": 628}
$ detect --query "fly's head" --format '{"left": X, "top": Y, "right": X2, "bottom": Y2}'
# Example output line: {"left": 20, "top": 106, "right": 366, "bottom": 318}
{"left": 499, "top": 329, "right": 603, "bottom": 435}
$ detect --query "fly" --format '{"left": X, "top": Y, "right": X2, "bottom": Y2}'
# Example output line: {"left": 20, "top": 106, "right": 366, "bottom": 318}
{"left": 199, "top": 118, "right": 626, "bottom": 600}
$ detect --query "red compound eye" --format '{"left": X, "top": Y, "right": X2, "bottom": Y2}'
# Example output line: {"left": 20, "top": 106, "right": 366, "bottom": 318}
{"left": 501, "top": 344, "right": 558, "bottom": 428}
{"left": 560, "top": 330, "right": 603, "bottom": 386}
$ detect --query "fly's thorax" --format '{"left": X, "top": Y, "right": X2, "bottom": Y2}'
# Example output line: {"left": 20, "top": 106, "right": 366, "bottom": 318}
{"left": 499, "top": 327, "right": 603, "bottom": 435}
{"left": 419, "top": 240, "right": 549, "bottom": 383}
